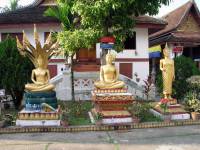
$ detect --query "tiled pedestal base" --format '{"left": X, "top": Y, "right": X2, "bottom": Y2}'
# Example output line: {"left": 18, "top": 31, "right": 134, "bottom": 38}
{"left": 150, "top": 103, "right": 190, "bottom": 121}
{"left": 16, "top": 109, "right": 61, "bottom": 127}
{"left": 16, "top": 120, "right": 61, "bottom": 127}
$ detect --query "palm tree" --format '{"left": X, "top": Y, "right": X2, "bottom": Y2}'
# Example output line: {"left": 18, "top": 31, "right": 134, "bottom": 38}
{"left": 3, "top": 0, "right": 20, "bottom": 12}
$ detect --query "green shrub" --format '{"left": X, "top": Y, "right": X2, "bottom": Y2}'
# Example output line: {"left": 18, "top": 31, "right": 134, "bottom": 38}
{"left": 128, "top": 102, "right": 162, "bottom": 122}
{"left": 0, "top": 37, "right": 33, "bottom": 109}
{"left": 186, "top": 75, "right": 200, "bottom": 95}
{"left": 58, "top": 101, "right": 93, "bottom": 125}
{"left": 156, "top": 56, "right": 200, "bottom": 101}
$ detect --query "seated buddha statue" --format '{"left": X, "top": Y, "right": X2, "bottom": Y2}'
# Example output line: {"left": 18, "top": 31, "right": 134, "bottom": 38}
{"left": 25, "top": 55, "right": 55, "bottom": 92}
{"left": 94, "top": 52, "right": 125, "bottom": 89}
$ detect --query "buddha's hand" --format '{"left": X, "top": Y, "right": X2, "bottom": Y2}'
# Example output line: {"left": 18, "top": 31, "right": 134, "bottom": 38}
{"left": 106, "top": 80, "right": 115, "bottom": 84}
{"left": 35, "top": 81, "right": 44, "bottom": 85}
{"left": 111, "top": 79, "right": 117, "bottom": 83}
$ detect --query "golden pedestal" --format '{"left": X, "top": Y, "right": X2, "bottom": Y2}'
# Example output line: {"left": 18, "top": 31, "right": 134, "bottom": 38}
{"left": 90, "top": 88, "right": 138, "bottom": 125}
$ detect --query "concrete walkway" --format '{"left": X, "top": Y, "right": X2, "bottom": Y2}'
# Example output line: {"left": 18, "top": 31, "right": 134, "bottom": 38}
{"left": 0, "top": 125, "right": 200, "bottom": 150}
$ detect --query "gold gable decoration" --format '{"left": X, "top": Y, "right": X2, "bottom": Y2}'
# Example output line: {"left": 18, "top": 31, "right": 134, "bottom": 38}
{"left": 177, "top": 13, "right": 200, "bottom": 32}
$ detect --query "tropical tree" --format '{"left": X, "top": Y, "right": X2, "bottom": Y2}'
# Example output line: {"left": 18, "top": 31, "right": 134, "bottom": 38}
{"left": 0, "top": 37, "right": 33, "bottom": 109}
{"left": 3, "top": 0, "right": 20, "bottom": 12}
{"left": 44, "top": 0, "right": 101, "bottom": 100}
{"left": 72, "top": 0, "right": 172, "bottom": 54}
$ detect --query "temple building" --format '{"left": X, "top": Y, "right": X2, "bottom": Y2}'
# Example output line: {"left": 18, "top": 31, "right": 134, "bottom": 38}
{"left": 0, "top": 0, "right": 166, "bottom": 85}
{"left": 150, "top": 0, "right": 200, "bottom": 70}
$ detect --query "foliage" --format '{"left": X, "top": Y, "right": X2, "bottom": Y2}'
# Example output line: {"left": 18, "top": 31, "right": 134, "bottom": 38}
{"left": 0, "top": 108, "right": 18, "bottom": 126}
{"left": 129, "top": 102, "right": 162, "bottom": 122}
{"left": 186, "top": 75, "right": 200, "bottom": 95}
{"left": 143, "top": 76, "right": 153, "bottom": 101}
{"left": 58, "top": 100, "right": 93, "bottom": 125}
{"left": 184, "top": 92, "right": 200, "bottom": 113}
{"left": 57, "top": 29, "right": 102, "bottom": 56}
{"left": 72, "top": 0, "right": 172, "bottom": 51}
{"left": 46, "top": 0, "right": 172, "bottom": 53}
{"left": 44, "top": 0, "right": 74, "bottom": 30}
{"left": 0, "top": 37, "right": 33, "bottom": 108}
{"left": 156, "top": 56, "right": 200, "bottom": 101}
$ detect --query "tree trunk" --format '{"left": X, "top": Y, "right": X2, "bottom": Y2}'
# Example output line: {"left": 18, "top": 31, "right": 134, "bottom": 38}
{"left": 101, "top": 49, "right": 108, "bottom": 65}
{"left": 10, "top": 89, "right": 23, "bottom": 109}
{"left": 100, "top": 26, "right": 110, "bottom": 65}
{"left": 71, "top": 55, "right": 75, "bottom": 101}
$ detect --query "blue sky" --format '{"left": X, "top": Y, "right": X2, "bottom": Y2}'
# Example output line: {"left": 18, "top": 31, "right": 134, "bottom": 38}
{"left": 0, "top": 0, "right": 200, "bottom": 17}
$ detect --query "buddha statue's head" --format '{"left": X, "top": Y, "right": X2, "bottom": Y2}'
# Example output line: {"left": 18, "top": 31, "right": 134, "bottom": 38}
{"left": 37, "top": 55, "right": 45, "bottom": 68}
{"left": 163, "top": 43, "right": 170, "bottom": 58}
{"left": 106, "top": 52, "right": 116, "bottom": 65}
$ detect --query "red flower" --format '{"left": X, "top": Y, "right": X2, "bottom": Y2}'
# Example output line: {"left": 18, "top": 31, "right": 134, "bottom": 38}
{"left": 160, "top": 98, "right": 169, "bottom": 104}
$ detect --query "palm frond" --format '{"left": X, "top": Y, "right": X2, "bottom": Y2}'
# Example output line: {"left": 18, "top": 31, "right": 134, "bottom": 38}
{"left": 44, "top": 1, "right": 72, "bottom": 30}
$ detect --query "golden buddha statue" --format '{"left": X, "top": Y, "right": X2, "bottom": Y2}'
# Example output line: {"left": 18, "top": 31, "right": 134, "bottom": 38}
{"left": 160, "top": 44, "right": 175, "bottom": 99}
{"left": 16, "top": 24, "right": 60, "bottom": 92}
{"left": 25, "top": 55, "right": 55, "bottom": 92}
{"left": 94, "top": 52, "right": 125, "bottom": 89}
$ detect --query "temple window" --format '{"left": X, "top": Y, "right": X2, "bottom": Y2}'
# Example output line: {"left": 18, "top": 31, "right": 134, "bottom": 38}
{"left": 124, "top": 32, "right": 136, "bottom": 50}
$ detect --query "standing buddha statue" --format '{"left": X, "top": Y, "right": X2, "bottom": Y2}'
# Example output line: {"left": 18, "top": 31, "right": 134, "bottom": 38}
{"left": 160, "top": 44, "right": 175, "bottom": 99}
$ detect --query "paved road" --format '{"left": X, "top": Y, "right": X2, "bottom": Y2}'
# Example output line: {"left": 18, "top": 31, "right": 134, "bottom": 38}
{"left": 0, "top": 125, "right": 200, "bottom": 150}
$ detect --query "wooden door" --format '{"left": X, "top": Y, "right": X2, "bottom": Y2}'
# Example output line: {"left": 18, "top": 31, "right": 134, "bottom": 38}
{"left": 88, "top": 47, "right": 96, "bottom": 61}
{"left": 77, "top": 48, "right": 89, "bottom": 62}
{"left": 77, "top": 47, "right": 96, "bottom": 62}
{"left": 48, "top": 65, "right": 57, "bottom": 78}
{"left": 119, "top": 63, "right": 133, "bottom": 78}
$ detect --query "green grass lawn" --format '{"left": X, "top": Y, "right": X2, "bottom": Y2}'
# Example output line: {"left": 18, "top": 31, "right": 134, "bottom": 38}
{"left": 139, "top": 111, "right": 162, "bottom": 122}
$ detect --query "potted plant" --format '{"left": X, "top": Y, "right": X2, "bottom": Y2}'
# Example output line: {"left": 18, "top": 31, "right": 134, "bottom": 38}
{"left": 184, "top": 92, "right": 200, "bottom": 120}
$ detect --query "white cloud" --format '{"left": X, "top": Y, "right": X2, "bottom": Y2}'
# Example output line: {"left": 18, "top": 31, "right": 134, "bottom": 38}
{"left": 0, "top": 0, "right": 34, "bottom": 8}
{"left": 156, "top": 0, "right": 189, "bottom": 17}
